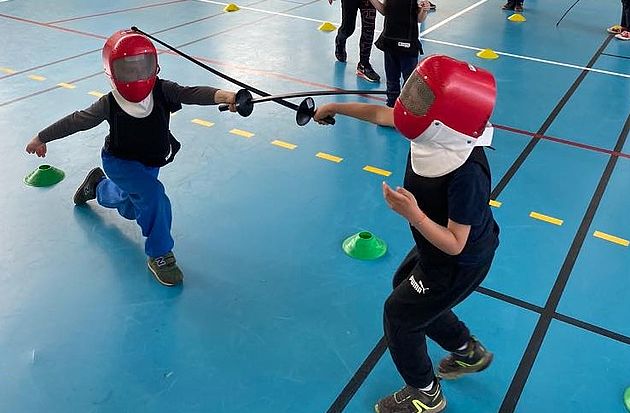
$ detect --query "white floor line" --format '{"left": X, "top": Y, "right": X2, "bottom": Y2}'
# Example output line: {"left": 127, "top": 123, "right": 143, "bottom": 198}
{"left": 194, "top": 0, "right": 630, "bottom": 79}
{"left": 423, "top": 38, "right": 630, "bottom": 79}
{"left": 196, "top": 0, "right": 330, "bottom": 23}
{"left": 419, "top": 0, "right": 489, "bottom": 37}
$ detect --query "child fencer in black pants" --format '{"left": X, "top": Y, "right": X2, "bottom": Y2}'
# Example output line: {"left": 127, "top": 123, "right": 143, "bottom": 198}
{"left": 314, "top": 54, "right": 500, "bottom": 413}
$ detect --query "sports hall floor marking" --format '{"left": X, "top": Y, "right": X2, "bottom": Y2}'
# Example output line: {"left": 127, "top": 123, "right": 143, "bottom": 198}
{"left": 27, "top": 75, "right": 46, "bottom": 81}
{"left": 191, "top": 118, "right": 215, "bottom": 127}
{"left": 271, "top": 139, "right": 297, "bottom": 150}
{"left": 489, "top": 199, "right": 502, "bottom": 207}
{"left": 56, "top": 82, "right": 76, "bottom": 89}
{"left": 316, "top": 152, "right": 343, "bottom": 163}
{"left": 0, "top": 67, "right": 16, "bottom": 74}
{"left": 45, "top": 0, "right": 187, "bottom": 24}
{"left": 0, "top": 48, "right": 102, "bottom": 80}
{"left": 362, "top": 165, "right": 391, "bottom": 177}
{"left": 494, "top": 125, "right": 630, "bottom": 159}
{"left": 418, "top": 0, "right": 490, "bottom": 37}
{"left": 88, "top": 91, "right": 105, "bottom": 98}
{"left": 593, "top": 230, "right": 629, "bottom": 247}
{"left": 529, "top": 211, "right": 564, "bottom": 226}
{"left": 421, "top": 38, "right": 630, "bottom": 79}
{"left": 229, "top": 128, "right": 255, "bottom": 138}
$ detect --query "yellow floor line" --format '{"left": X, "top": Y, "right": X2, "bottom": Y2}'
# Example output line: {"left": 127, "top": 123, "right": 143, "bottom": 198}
{"left": 316, "top": 152, "right": 343, "bottom": 163}
{"left": 489, "top": 200, "right": 502, "bottom": 208}
{"left": 229, "top": 128, "right": 255, "bottom": 138}
{"left": 88, "top": 91, "right": 105, "bottom": 98}
{"left": 593, "top": 231, "right": 629, "bottom": 247}
{"left": 57, "top": 82, "right": 76, "bottom": 89}
{"left": 271, "top": 140, "right": 297, "bottom": 150}
{"left": 28, "top": 75, "right": 46, "bottom": 81}
{"left": 529, "top": 211, "right": 563, "bottom": 226}
{"left": 363, "top": 165, "right": 391, "bottom": 177}
{"left": 0, "top": 67, "right": 16, "bottom": 74}
{"left": 191, "top": 118, "right": 214, "bottom": 127}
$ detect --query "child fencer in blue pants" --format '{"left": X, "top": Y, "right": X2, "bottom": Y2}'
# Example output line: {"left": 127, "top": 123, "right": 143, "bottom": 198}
{"left": 25, "top": 29, "right": 237, "bottom": 286}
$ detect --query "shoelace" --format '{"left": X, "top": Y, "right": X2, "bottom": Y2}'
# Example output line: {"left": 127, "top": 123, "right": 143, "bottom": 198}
{"left": 393, "top": 386, "right": 418, "bottom": 402}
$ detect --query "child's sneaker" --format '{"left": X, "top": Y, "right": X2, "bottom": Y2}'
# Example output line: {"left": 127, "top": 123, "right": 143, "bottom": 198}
{"left": 437, "top": 336, "right": 493, "bottom": 380}
{"left": 428, "top": 1, "right": 436, "bottom": 11}
{"left": 357, "top": 62, "right": 381, "bottom": 83}
{"left": 615, "top": 31, "right": 630, "bottom": 40}
{"left": 73, "top": 167, "right": 105, "bottom": 205}
{"left": 607, "top": 25, "right": 624, "bottom": 34}
{"left": 375, "top": 381, "right": 446, "bottom": 413}
{"left": 514, "top": 2, "right": 523, "bottom": 12}
{"left": 148, "top": 251, "right": 184, "bottom": 286}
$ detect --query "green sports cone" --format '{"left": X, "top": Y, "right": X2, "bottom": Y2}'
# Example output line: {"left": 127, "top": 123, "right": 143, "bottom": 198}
{"left": 24, "top": 164, "right": 65, "bottom": 187}
{"left": 624, "top": 387, "right": 630, "bottom": 412}
{"left": 342, "top": 231, "right": 387, "bottom": 260}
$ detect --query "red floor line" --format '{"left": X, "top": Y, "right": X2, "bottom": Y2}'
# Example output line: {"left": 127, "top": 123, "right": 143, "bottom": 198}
{"left": 46, "top": 0, "right": 189, "bottom": 24}
{"left": 493, "top": 124, "right": 630, "bottom": 159}
{"left": 493, "top": 124, "right": 536, "bottom": 137}
{"left": 0, "top": 13, "right": 106, "bottom": 40}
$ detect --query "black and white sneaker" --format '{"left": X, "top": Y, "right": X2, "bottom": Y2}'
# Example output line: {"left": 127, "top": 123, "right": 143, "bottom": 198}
{"left": 357, "top": 62, "right": 381, "bottom": 83}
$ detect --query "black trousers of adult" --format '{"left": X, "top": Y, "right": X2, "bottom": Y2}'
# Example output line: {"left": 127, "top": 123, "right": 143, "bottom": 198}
{"left": 335, "top": 0, "right": 376, "bottom": 64}
{"left": 622, "top": 0, "right": 630, "bottom": 28}
{"left": 383, "top": 247, "right": 493, "bottom": 388}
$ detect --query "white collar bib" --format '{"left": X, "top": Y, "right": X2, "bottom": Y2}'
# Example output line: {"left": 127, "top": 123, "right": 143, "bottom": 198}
{"left": 111, "top": 89, "right": 154, "bottom": 118}
{"left": 409, "top": 120, "right": 494, "bottom": 178}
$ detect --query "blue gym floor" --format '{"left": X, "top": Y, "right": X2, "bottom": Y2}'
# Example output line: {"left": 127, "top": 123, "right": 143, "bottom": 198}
{"left": 1, "top": 0, "right": 629, "bottom": 412}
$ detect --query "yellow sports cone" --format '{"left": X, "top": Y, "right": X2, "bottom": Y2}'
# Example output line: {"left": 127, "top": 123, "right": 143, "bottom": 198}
{"left": 508, "top": 13, "right": 526, "bottom": 22}
{"left": 476, "top": 48, "right": 499, "bottom": 60}
{"left": 318, "top": 22, "right": 337, "bottom": 32}
{"left": 224, "top": 3, "right": 239, "bottom": 11}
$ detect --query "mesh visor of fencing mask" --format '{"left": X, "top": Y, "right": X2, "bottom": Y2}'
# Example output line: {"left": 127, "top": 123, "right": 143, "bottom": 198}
{"left": 399, "top": 72, "right": 435, "bottom": 119}
{"left": 112, "top": 54, "right": 157, "bottom": 83}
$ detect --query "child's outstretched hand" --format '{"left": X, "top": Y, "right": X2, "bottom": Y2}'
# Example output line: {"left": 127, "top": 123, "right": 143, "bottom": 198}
{"left": 26, "top": 136, "right": 47, "bottom": 158}
{"left": 215, "top": 90, "right": 237, "bottom": 112}
{"left": 314, "top": 103, "right": 337, "bottom": 125}
{"left": 382, "top": 181, "right": 425, "bottom": 223}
